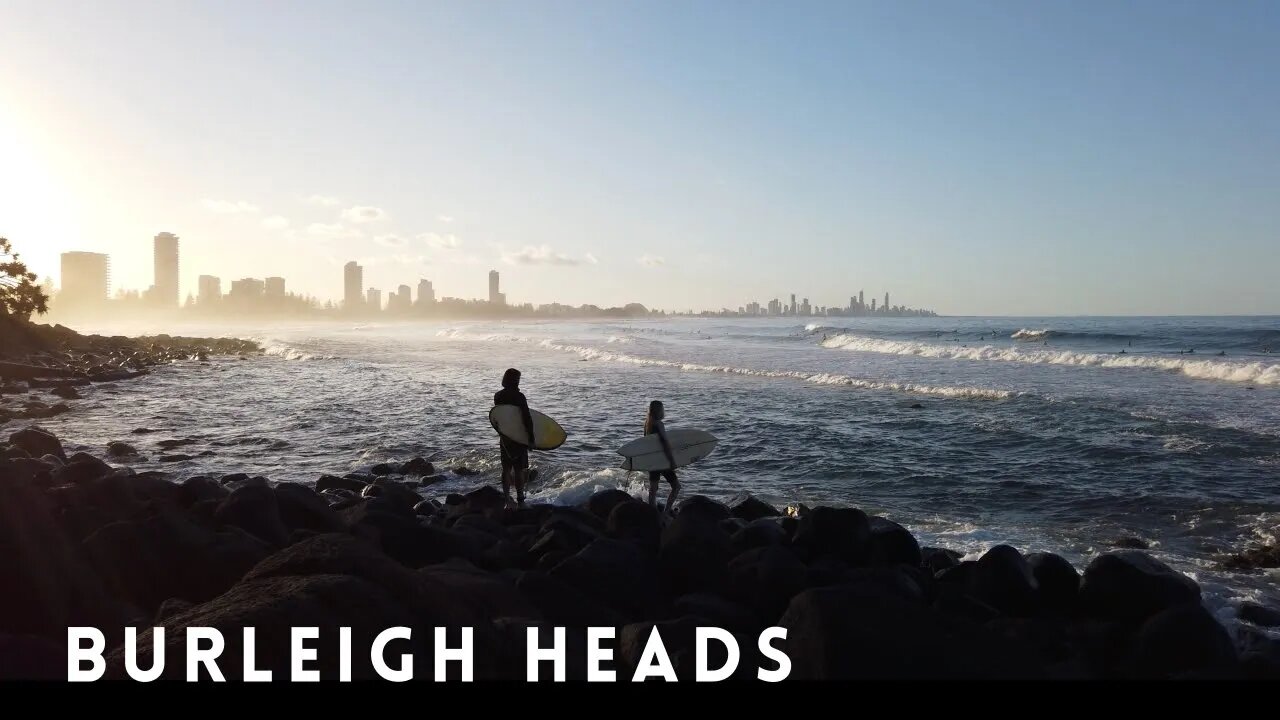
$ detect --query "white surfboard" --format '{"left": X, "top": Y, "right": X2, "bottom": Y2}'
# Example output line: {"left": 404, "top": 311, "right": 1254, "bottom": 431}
{"left": 489, "top": 405, "right": 567, "bottom": 450}
{"left": 618, "top": 429, "right": 718, "bottom": 471}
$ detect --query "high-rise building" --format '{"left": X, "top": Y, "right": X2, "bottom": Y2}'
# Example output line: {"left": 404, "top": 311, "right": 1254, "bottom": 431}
{"left": 871, "top": 299, "right": 877, "bottom": 313}
{"left": 489, "top": 270, "right": 503, "bottom": 306}
{"left": 790, "top": 294, "right": 797, "bottom": 315}
{"left": 344, "top": 262, "right": 363, "bottom": 310}
{"left": 229, "top": 278, "right": 265, "bottom": 298}
{"left": 859, "top": 290, "right": 864, "bottom": 310}
{"left": 366, "top": 287, "right": 381, "bottom": 311}
{"left": 58, "top": 252, "right": 110, "bottom": 311}
{"left": 393, "top": 284, "right": 412, "bottom": 312}
{"left": 198, "top": 275, "right": 221, "bottom": 304}
{"left": 265, "top": 277, "right": 286, "bottom": 297}
{"left": 885, "top": 292, "right": 890, "bottom": 313}
{"left": 153, "top": 232, "right": 180, "bottom": 307}
{"left": 768, "top": 298, "right": 781, "bottom": 315}
{"left": 801, "top": 298, "right": 811, "bottom": 316}
{"left": 417, "top": 279, "right": 435, "bottom": 305}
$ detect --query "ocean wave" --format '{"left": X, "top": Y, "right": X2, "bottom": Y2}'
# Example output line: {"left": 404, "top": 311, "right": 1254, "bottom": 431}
{"left": 822, "top": 334, "right": 1280, "bottom": 386}
{"left": 606, "top": 335, "right": 633, "bottom": 344}
{"left": 260, "top": 342, "right": 335, "bottom": 362}
{"left": 537, "top": 340, "right": 1015, "bottom": 399}
{"left": 1011, "top": 328, "right": 1051, "bottom": 341}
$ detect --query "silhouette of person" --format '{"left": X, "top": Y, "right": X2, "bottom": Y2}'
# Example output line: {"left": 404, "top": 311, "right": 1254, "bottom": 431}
{"left": 645, "top": 400, "right": 681, "bottom": 514}
{"left": 494, "top": 368, "right": 534, "bottom": 507}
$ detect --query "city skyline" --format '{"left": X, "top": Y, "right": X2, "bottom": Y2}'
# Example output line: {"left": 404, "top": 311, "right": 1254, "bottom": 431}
{"left": 3, "top": 3, "right": 1278, "bottom": 315}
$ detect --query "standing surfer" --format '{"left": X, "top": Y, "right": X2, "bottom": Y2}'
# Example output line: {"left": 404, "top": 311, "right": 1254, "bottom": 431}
{"left": 644, "top": 400, "right": 681, "bottom": 514}
{"left": 494, "top": 368, "right": 534, "bottom": 507}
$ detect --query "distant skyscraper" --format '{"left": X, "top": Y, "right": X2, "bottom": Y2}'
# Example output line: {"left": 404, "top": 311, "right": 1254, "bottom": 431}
{"left": 366, "top": 287, "right": 381, "bottom": 311}
{"left": 489, "top": 270, "right": 503, "bottom": 306}
{"left": 265, "top": 277, "right": 285, "bottom": 297}
{"left": 417, "top": 279, "right": 435, "bottom": 305}
{"left": 59, "top": 252, "right": 110, "bottom": 310}
{"left": 801, "top": 298, "right": 811, "bottom": 316}
{"left": 768, "top": 298, "right": 781, "bottom": 315}
{"left": 790, "top": 293, "right": 797, "bottom": 315}
{"left": 885, "top": 292, "right": 890, "bottom": 312}
{"left": 344, "top": 262, "right": 363, "bottom": 310}
{"left": 153, "top": 232, "right": 180, "bottom": 307}
{"left": 229, "top": 278, "right": 265, "bottom": 298}
{"left": 198, "top": 275, "right": 221, "bottom": 304}
{"left": 871, "top": 298, "right": 877, "bottom": 313}
{"left": 859, "top": 290, "right": 864, "bottom": 310}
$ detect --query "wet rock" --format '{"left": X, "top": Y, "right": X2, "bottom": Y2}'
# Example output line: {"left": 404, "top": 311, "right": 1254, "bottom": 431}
{"left": 672, "top": 593, "right": 760, "bottom": 634}
{"left": 1078, "top": 551, "right": 1201, "bottom": 625}
{"left": 51, "top": 455, "right": 114, "bottom": 485}
{"left": 922, "top": 547, "right": 963, "bottom": 574}
{"left": 0, "top": 457, "right": 53, "bottom": 486}
{"left": 420, "top": 473, "right": 448, "bottom": 486}
{"left": 178, "top": 476, "right": 230, "bottom": 506}
{"left": 1239, "top": 602, "right": 1280, "bottom": 628}
{"left": 727, "top": 546, "right": 809, "bottom": 622}
{"left": 731, "top": 517, "right": 790, "bottom": 553}
{"left": 419, "top": 558, "right": 540, "bottom": 621}
{"left": 274, "top": 482, "right": 346, "bottom": 534}
{"left": 586, "top": 488, "right": 636, "bottom": 521}
{"left": 51, "top": 386, "right": 81, "bottom": 400}
{"left": 792, "top": 506, "right": 872, "bottom": 565}
{"left": 461, "top": 485, "right": 506, "bottom": 515}
{"left": 550, "top": 539, "right": 660, "bottom": 620}
{"left": 453, "top": 466, "right": 478, "bottom": 476}
{"left": 515, "top": 570, "right": 627, "bottom": 628}
{"left": 1026, "top": 552, "right": 1080, "bottom": 611}
{"left": 316, "top": 474, "right": 367, "bottom": 494}
{"left": 729, "top": 493, "right": 782, "bottom": 522}
{"left": 400, "top": 457, "right": 434, "bottom": 476}
{"left": 131, "top": 427, "right": 158, "bottom": 434}
{"left": 414, "top": 500, "right": 436, "bottom": 517}
{"left": 868, "top": 516, "right": 921, "bottom": 567}
{"left": 675, "top": 495, "right": 731, "bottom": 523}
{"left": 159, "top": 454, "right": 195, "bottom": 463}
{"left": 156, "top": 438, "right": 197, "bottom": 450}
{"left": 661, "top": 505, "right": 734, "bottom": 594}
{"left": 370, "top": 462, "right": 401, "bottom": 476}
{"left": 1, "top": 446, "right": 30, "bottom": 460}
{"left": 971, "top": 545, "right": 1039, "bottom": 617}
{"left": 1220, "top": 544, "right": 1280, "bottom": 571}
{"left": 362, "top": 478, "right": 422, "bottom": 511}
{"left": 1113, "top": 537, "right": 1149, "bottom": 550}
{"left": 780, "top": 583, "right": 1047, "bottom": 679}
{"left": 106, "top": 441, "right": 138, "bottom": 458}
{"left": 606, "top": 500, "right": 660, "bottom": 550}
{"left": 1127, "top": 604, "right": 1237, "bottom": 678}
{"left": 215, "top": 484, "right": 290, "bottom": 547}
{"left": 8, "top": 426, "right": 64, "bottom": 460}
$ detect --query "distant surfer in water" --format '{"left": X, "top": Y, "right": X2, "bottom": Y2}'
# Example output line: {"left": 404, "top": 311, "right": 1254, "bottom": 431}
{"left": 494, "top": 368, "right": 534, "bottom": 507}
{"left": 644, "top": 400, "right": 681, "bottom": 514}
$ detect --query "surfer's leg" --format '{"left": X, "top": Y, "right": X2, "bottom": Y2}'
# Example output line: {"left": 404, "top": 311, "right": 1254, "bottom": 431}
{"left": 663, "top": 470, "right": 680, "bottom": 514}
{"left": 648, "top": 472, "right": 660, "bottom": 506}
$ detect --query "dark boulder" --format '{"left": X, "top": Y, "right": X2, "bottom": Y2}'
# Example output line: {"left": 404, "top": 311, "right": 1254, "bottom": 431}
{"left": 660, "top": 507, "right": 733, "bottom": 594}
{"left": 868, "top": 516, "right": 921, "bottom": 567}
{"left": 726, "top": 546, "right": 809, "bottom": 622}
{"left": 461, "top": 485, "right": 506, "bottom": 515}
{"left": 515, "top": 571, "right": 627, "bottom": 628}
{"left": 792, "top": 506, "right": 872, "bottom": 565}
{"left": 1, "top": 457, "right": 53, "bottom": 486}
{"left": 1078, "top": 552, "right": 1200, "bottom": 625}
{"left": 156, "top": 438, "right": 197, "bottom": 450}
{"left": 731, "top": 518, "right": 790, "bottom": 553}
{"left": 779, "top": 583, "right": 1047, "bottom": 679}
{"left": 550, "top": 539, "right": 661, "bottom": 619}
{"left": 606, "top": 500, "right": 661, "bottom": 550}
{"left": 1026, "top": 552, "right": 1080, "bottom": 611}
{"left": 52, "top": 455, "right": 114, "bottom": 485}
{"left": 414, "top": 500, "right": 436, "bottom": 517}
{"left": 274, "top": 482, "right": 346, "bottom": 534}
{"left": 1127, "top": 603, "right": 1237, "bottom": 678}
{"left": 215, "top": 484, "right": 290, "bottom": 547}
{"left": 1113, "top": 536, "right": 1149, "bottom": 550}
{"left": 363, "top": 478, "right": 422, "bottom": 511}
{"left": 418, "top": 558, "right": 541, "bottom": 621}
{"left": 8, "top": 426, "right": 64, "bottom": 460}
{"left": 729, "top": 493, "right": 782, "bottom": 522}
{"left": 1239, "top": 602, "right": 1280, "bottom": 628}
{"left": 159, "top": 454, "right": 194, "bottom": 463}
{"left": 922, "top": 546, "right": 963, "bottom": 574}
{"left": 675, "top": 495, "right": 731, "bottom": 523}
{"left": 316, "top": 474, "right": 368, "bottom": 494}
{"left": 218, "top": 472, "right": 250, "bottom": 485}
{"left": 970, "top": 545, "right": 1039, "bottom": 617}
{"left": 370, "top": 462, "right": 401, "bottom": 476}
{"left": 672, "top": 593, "right": 760, "bottom": 634}
{"left": 106, "top": 441, "right": 139, "bottom": 458}
{"left": 586, "top": 488, "right": 637, "bottom": 520}
{"left": 178, "top": 476, "right": 229, "bottom": 506}
{"left": 400, "top": 457, "right": 434, "bottom": 476}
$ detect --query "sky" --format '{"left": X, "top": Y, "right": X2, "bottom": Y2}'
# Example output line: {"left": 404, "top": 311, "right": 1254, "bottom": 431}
{"left": 1, "top": 0, "right": 1277, "bottom": 316}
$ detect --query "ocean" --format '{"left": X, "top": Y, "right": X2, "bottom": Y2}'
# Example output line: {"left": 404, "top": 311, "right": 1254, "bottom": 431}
{"left": 26, "top": 315, "right": 1280, "bottom": 635}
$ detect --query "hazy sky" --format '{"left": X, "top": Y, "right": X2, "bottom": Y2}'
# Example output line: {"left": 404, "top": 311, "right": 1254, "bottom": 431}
{"left": 2, "top": 1, "right": 1277, "bottom": 315}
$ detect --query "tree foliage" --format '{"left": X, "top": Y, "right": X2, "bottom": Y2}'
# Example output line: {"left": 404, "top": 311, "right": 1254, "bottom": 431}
{"left": 0, "top": 237, "right": 50, "bottom": 319}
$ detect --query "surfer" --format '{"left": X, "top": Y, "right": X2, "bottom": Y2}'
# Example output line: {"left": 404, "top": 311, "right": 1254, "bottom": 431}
{"left": 494, "top": 368, "right": 534, "bottom": 507}
{"left": 644, "top": 400, "right": 681, "bottom": 514}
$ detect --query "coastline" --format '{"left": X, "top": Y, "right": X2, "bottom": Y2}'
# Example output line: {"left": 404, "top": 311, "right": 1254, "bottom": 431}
{"left": 3, "top": 421, "right": 1279, "bottom": 679}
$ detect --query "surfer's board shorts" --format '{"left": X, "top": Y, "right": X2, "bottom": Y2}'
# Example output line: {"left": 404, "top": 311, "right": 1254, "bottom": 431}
{"left": 500, "top": 437, "right": 530, "bottom": 471}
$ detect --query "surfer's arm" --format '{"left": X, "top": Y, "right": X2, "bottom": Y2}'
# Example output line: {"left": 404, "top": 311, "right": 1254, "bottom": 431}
{"left": 656, "top": 426, "right": 677, "bottom": 467}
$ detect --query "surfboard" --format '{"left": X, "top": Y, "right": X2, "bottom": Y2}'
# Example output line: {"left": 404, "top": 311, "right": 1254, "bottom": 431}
{"left": 489, "top": 405, "right": 567, "bottom": 450}
{"left": 617, "top": 429, "right": 718, "bottom": 471}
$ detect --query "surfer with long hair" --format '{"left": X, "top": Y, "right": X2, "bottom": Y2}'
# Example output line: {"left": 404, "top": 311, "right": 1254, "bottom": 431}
{"left": 645, "top": 400, "right": 681, "bottom": 514}
{"left": 494, "top": 368, "right": 534, "bottom": 507}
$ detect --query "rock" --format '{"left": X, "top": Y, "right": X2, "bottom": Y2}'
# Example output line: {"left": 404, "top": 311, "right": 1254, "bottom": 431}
{"left": 1078, "top": 551, "right": 1201, "bottom": 625}
{"left": 1239, "top": 602, "right": 1280, "bottom": 628}
{"left": 274, "top": 482, "right": 346, "bottom": 534}
{"left": 106, "top": 441, "right": 138, "bottom": 458}
{"left": 418, "top": 559, "right": 540, "bottom": 621}
{"left": 586, "top": 488, "right": 637, "bottom": 520}
{"left": 1026, "top": 552, "right": 1080, "bottom": 611}
{"left": 1220, "top": 544, "right": 1280, "bottom": 571}
{"left": 922, "top": 546, "right": 963, "bottom": 574}
{"left": 731, "top": 517, "right": 790, "bottom": 553}
{"left": 727, "top": 546, "right": 809, "bottom": 622}
{"left": 1113, "top": 536, "right": 1149, "bottom": 550}
{"left": 970, "top": 545, "right": 1039, "bottom": 617}
{"left": 155, "top": 598, "right": 194, "bottom": 622}
{"left": 420, "top": 473, "right": 448, "bottom": 486}
{"left": 792, "top": 506, "right": 872, "bottom": 565}
{"left": 729, "top": 493, "right": 782, "bottom": 522}
{"left": 131, "top": 427, "right": 157, "bottom": 434}
{"left": 159, "top": 454, "right": 194, "bottom": 463}
{"left": 362, "top": 478, "right": 422, "bottom": 511}
{"left": 909, "top": 403, "right": 924, "bottom": 409}
{"left": 550, "top": 539, "right": 660, "bottom": 619}
{"left": 51, "top": 386, "right": 81, "bottom": 399}
{"left": 218, "top": 472, "right": 250, "bottom": 485}
{"left": 370, "top": 462, "right": 401, "bottom": 476}
{"left": 8, "top": 426, "right": 64, "bottom": 460}
{"left": 868, "top": 516, "right": 922, "bottom": 567}
{"left": 672, "top": 593, "right": 760, "bottom": 634}
{"left": 52, "top": 455, "right": 115, "bottom": 485}
{"left": 400, "top": 457, "right": 434, "bottom": 476}
{"left": 0, "top": 457, "right": 53, "bottom": 486}
{"left": 1127, "top": 604, "right": 1237, "bottom": 678}
{"left": 606, "top": 500, "right": 661, "bottom": 550}
{"left": 414, "top": 500, "right": 436, "bottom": 517}
{"left": 780, "top": 583, "right": 1047, "bottom": 679}
{"left": 453, "top": 466, "right": 478, "bottom": 476}
{"left": 344, "top": 499, "right": 484, "bottom": 568}
{"left": 39, "top": 454, "right": 64, "bottom": 467}
{"left": 462, "top": 485, "right": 506, "bottom": 515}
{"left": 661, "top": 506, "right": 734, "bottom": 594}
{"left": 178, "top": 476, "right": 229, "bottom": 506}
{"left": 156, "top": 438, "right": 197, "bottom": 450}
{"left": 675, "top": 495, "right": 731, "bottom": 523}
{"left": 316, "top": 474, "right": 368, "bottom": 494}
{"left": 1, "top": 446, "right": 30, "bottom": 460}
{"left": 215, "top": 484, "right": 290, "bottom": 547}
{"left": 515, "top": 570, "right": 627, "bottom": 628}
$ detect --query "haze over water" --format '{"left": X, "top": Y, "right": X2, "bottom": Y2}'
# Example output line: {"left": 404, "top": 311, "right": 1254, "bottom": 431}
{"left": 29, "top": 314, "right": 1280, "bottom": 635}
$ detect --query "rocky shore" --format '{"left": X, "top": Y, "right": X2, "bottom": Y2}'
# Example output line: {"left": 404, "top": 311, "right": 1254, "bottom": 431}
{"left": 2, "top": 424, "right": 1279, "bottom": 681}
{"left": 0, "top": 317, "right": 260, "bottom": 423}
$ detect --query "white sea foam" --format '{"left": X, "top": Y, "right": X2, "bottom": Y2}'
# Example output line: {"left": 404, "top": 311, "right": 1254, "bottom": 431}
{"left": 537, "top": 340, "right": 1016, "bottom": 399}
{"left": 259, "top": 341, "right": 335, "bottom": 361}
{"left": 1011, "top": 328, "right": 1051, "bottom": 340}
{"left": 606, "top": 335, "right": 633, "bottom": 344}
{"left": 822, "top": 334, "right": 1280, "bottom": 385}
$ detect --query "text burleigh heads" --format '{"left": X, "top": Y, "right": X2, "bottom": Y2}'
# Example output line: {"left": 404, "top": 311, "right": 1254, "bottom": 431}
{"left": 68, "top": 625, "right": 792, "bottom": 682}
